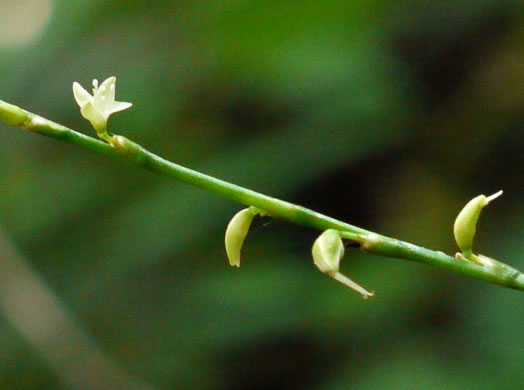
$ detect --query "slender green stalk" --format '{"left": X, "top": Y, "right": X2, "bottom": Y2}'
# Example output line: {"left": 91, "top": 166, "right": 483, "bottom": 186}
{"left": 1, "top": 99, "right": 523, "bottom": 291}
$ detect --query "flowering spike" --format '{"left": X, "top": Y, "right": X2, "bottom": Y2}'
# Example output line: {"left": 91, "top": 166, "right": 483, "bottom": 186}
{"left": 72, "top": 76, "right": 132, "bottom": 139}
{"left": 312, "top": 230, "right": 374, "bottom": 298}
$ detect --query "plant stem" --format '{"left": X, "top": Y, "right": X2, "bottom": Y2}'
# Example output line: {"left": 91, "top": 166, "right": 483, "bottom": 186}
{"left": 1, "top": 99, "right": 523, "bottom": 292}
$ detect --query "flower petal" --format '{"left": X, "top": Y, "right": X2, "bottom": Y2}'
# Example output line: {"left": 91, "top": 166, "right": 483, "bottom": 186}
{"left": 72, "top": 82, "right": 92, "bottom": 108}
{"left": 109, "top": 101, "right": 133, "bottom": 114}
{"left": 95, "top": 76, "right": 116, "bottom": 101}
{"left": 80, "top": 101, "right": 106, "bottom": 132}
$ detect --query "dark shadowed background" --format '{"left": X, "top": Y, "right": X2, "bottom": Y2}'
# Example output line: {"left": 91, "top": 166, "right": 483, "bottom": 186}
{"left": 0, "top": 1, "right": 523, "bottom": 389}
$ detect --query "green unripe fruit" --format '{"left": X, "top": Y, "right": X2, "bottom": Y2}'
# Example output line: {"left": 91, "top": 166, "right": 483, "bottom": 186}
{"left": 312, "top": 230, "right": 374, "bottom": 299}
{"left": 225, "top": 208, "right": 257, "bottom": 267}
{"left": 453, "top": 191, "right": 502, "bottom": 257}
{"left": 312, "top": 229, "right": 345, "bottom": 274}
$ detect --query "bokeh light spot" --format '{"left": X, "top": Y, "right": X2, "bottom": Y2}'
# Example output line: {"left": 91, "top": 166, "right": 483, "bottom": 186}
{"left": 0, "top": 0, "right": 53, "bottom": 48}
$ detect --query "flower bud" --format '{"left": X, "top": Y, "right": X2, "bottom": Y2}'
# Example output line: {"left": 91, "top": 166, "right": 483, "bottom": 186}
{"left": 111, "top": 134, "right": 145, "bottom": 162}
{"left": 0, "top": 100, "right": 28, "bottom": 126}
{"left": 225, "top": 207, "right": 258, "bottom": 267}
{"left": 312, "top": 230, "right": 374, "bottom": 299}
{"left": 453, "top": 190, "right": 502, "bottom": 257}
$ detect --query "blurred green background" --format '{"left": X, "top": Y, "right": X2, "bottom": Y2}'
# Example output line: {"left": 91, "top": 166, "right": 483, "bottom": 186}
{"left": 0, "top": 1, "right": 523, "bottom": 389}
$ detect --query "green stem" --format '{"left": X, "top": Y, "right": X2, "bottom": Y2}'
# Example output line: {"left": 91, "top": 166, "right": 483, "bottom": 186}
{"left": 1, "top": 99, "right": 523, "bottom": 292}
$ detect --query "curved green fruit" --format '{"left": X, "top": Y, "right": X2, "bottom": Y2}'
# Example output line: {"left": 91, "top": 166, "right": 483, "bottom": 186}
{"left": 312, "top": 229, "right": 374, "bottom": 299}
{"left": 225, "top": 208, "right": 257, "bottom": 267}
{"left": 453, "top": 191, "right": 502, "bottom": 256}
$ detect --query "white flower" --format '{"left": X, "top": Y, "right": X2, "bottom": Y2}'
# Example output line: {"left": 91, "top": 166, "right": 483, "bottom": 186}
{"left": 73, "top": 77, "right": 132, "bottom": 133}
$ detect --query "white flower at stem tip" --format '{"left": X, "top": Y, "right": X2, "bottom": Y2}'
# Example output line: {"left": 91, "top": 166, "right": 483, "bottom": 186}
{"left": 72, "top": 76, "right": 132, "bottom": 137}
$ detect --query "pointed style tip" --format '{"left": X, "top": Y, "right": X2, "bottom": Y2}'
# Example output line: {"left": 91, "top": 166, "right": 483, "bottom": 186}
{"left": 486, "top": 190, "right": 503, "bottom": 203}
{"left": 331, "top": 272, "right": 374, "bottom": 299}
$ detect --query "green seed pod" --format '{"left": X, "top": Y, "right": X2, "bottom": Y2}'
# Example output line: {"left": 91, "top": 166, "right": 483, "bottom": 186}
{"left": 312, "top": 230, "right": 374, "bottom": 299}
{"left": 312, "top": 229, "right": 345, "bottom": 274}
{"left": 453, "top": 190, "right": 503, "bottom": 257}
{"left": 225, "top": 207, "right": 257, "bottom": 267}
